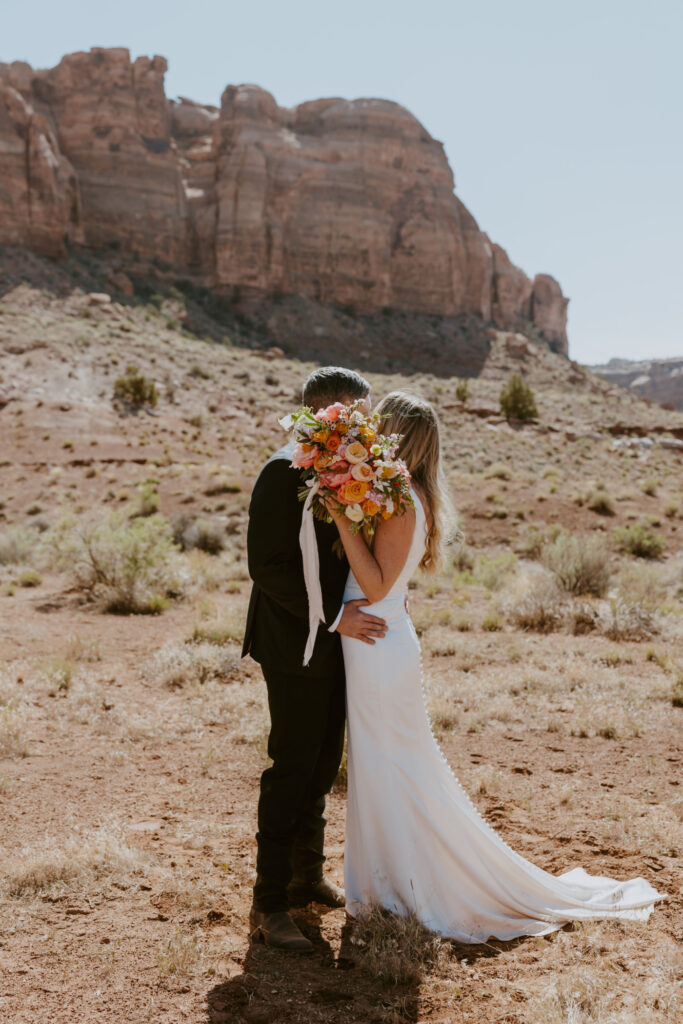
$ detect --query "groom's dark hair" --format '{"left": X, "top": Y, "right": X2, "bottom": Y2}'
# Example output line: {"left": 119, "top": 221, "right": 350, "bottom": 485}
{"left": 302, "top": 366, "right": 370, "bottom": 410}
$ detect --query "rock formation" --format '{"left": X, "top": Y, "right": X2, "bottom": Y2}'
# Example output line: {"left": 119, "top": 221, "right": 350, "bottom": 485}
{"left": 0, "top": 47, "right": 569, "bottom": 353}
{"left": 592, "top": 357, "right": 683, "bottom": 411}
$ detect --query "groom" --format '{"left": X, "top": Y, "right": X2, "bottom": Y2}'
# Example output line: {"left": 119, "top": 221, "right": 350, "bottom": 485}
{"left": 242, "top": 366, "right": 388, "bottom": 952}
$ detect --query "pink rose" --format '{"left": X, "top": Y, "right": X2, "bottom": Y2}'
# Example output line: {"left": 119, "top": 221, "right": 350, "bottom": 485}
{"left": 291, "top": 443, "right": 316, "bottom": 469}
{"left": 316, "top": 402, "right": 345, "bottom": 423}
{"left": 320, "top": 469, "right": 353, "bottom": 489}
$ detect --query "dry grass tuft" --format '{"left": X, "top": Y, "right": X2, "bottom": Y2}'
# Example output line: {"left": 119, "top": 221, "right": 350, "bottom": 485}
{"left": 0, "top": 701, "right": 30, "bottom": 757}
{"left": 350, "top": 904, "right": 456, "bottom": 986}
{"left": 1, "top": 824, "right": 147, "bottom": 897}
{"left": 157, "top": 929, "right": 202, "bottom": 976}
{"left": 141, "top": 641, "right": 239, "bottom": 689}
{"left": 527, "top": 922, "right": 681, "bottom": 1023}
{"left": 504, "top": 565, "right": 566, "bottom": 632}
{"left": 540, "top": 531, "right": 612, "bottom": 597}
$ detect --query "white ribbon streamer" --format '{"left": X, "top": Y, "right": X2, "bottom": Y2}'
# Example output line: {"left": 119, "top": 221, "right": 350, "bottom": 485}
{"left": 300, "top": 479, "right": 325, "bottom": 666}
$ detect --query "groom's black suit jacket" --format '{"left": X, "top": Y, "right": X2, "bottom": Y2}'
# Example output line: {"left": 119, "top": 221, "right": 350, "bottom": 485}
{"left": 242, "top": 445, "right": 349, "bottom": 677}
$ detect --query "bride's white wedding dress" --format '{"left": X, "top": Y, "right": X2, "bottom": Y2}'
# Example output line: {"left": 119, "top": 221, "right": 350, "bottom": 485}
{"left": 341, "top": 487, "right": 664, "bottom": 942}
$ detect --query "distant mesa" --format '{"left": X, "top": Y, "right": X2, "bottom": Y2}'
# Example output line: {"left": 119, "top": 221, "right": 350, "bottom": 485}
{"left": 592, "top": 356, "right": 683, "bottom": 412}
{"left": 0, "top": 47, "right": 568, "bottom": 355}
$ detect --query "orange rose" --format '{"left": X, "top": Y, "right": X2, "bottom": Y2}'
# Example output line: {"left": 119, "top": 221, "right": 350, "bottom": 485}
{"left": 326, "top": 433, "right": 341, "bottom": 452}
{"left": 314, "top": 451, "right": 334, "bottom": 471}
{"left": 337, "top": 422, "right": 350, "bottom": 435}
{"left": 340, "top": 479, "right": 370, "bottom": 504}
{"left": 362, "top": 498, "right": 381, "bottom": 516}
{"left": 312, "top": 429, "right": 329, "bottom": 443}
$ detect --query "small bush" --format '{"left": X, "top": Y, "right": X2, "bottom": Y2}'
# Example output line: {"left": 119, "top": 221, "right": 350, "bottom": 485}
{"left": 113, "top": 365, "right": 158, "bottom": 408}
{"left": 482, "top": 613, "right": 503, "bottom": 632}
{"left": 45, "top": 510, "right": 183, "bottom": 614}
{"left": 540, "top": 531, "right": 612, "bottom": 597}
{"left": 613, "top": 522, "right": 666, "bottom": 559}
{"left": 142, "top": 642, "right": 238, "bottom": 689}
{"left": 0, "top": 526, "right": 40, "bottom": 566}
{"left": 499, "top": 373, "right": 538, "bottom": 421}
{"left": 586, "top": 489, "right": 615, "bottom": 516}
{"left": 18, "top": 568, "right": 42, "bottom": 587}
{"left": 173, "top": 516, "right": 227, "bottom": 554}
{"left": 455, "top": 378, "right": 469, "bottom": 403}
{"left": 600, "top": 598, "right": 657, "bottom": 641}
{"left": 505, "top": 567, "right": 566, "bottom": 633}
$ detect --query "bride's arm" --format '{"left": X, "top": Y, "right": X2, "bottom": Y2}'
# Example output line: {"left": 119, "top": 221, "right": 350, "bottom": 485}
{"left": 328, "top": 504, "right": 416, "bottom": 604}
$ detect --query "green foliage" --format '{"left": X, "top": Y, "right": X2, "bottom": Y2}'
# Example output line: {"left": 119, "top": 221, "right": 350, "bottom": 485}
{"left": 499, "top": 373, "right": 538, "bottom": 421}
{"left": 113, "top": 365, "right": 158, "bottom": 409}
{"left": 613, "top": 522, "right": 666, "bottom": 559}
{"left": 455, "top": 378, "right": 469, "bottom": 403}
{"left": 45, "top": 511, "right": 182, "bottom": 614}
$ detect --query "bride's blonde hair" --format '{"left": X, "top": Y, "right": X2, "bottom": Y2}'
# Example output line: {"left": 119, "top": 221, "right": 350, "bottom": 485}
{"left": 375, "top": 391, "right": 454, "bottom": 572}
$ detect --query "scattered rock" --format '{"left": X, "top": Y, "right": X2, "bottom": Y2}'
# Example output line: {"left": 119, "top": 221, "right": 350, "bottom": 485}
{"left": 87, "top": 292, "right": 112, "bottom": 306}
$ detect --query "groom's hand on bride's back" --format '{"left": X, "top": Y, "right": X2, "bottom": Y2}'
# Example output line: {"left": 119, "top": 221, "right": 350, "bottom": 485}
{"left": 336, "top": 600, "right": 387, "bottom": 644}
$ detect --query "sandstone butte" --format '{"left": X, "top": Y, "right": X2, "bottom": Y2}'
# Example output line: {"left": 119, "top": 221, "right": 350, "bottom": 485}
{"left": 0, "top": 47, "right": 569, "bottom": 354}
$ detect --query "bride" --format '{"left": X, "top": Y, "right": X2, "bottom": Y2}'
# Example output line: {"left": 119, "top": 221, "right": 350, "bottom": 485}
{"left": 326, "top": 390, "right": 664, "bottom": 943}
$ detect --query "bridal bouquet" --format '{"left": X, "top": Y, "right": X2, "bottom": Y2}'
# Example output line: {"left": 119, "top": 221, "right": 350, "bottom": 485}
{"left": 283, "top": 400, "right": 414, "bottom": 533}
{"left": 280, "top": 400, "right": 413, "bottom": 665}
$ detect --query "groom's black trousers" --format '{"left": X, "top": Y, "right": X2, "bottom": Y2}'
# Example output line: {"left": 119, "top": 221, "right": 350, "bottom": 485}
{"left": 253, "top": 664, "right": 346, "bottom": 914}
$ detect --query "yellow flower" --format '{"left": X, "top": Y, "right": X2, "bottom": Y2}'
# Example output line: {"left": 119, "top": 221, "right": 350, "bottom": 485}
{"left": 312, "top": 429, "right": 329, "bottom": 443}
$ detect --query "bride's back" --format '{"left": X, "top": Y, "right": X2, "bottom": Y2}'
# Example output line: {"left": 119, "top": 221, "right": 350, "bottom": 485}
{"left": 343, "top": 486, "right": 428, "bottom": 614}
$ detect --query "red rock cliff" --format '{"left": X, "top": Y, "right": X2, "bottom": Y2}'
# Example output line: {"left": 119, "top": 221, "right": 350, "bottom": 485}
{"left": 0, "top": 47, "right": 569, "bottom": 353}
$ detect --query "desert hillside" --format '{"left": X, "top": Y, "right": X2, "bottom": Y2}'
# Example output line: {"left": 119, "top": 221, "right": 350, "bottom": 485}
{"left": 0, "top": 249, "right": 681, "bottom": 1023}
{"left": 1, "top": 46, "right": 568, "bottom": 358}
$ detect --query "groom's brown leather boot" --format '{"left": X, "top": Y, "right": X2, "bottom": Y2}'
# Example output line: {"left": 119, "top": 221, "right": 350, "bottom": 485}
{"left": 249, "top": 906, "right": 313, "bottom": 952}
{"left": 287, "top": 875, "right": 345, "bottom": 908}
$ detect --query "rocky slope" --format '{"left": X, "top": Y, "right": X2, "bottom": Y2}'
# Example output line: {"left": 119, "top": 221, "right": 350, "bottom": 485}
{"left": 591, "top": 356, "right": 683, "bottom": 411}
{"left": 0, "top": 47, "right": 568, "bottom": 354}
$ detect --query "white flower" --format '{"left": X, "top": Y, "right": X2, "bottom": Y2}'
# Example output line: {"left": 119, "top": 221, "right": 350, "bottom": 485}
{"left": 345, "top": 503, "right": 364, "bottom": 523}
{"left": 351, "top": 462, "right": 374, "bottom": 482}
{"left": 345, "top": 441, "right": 369, "bottom": 464}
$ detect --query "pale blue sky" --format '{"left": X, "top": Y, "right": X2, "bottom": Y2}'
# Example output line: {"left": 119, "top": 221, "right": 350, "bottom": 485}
{"left": 4, "top": 0, "right": 682, "bottom": 364}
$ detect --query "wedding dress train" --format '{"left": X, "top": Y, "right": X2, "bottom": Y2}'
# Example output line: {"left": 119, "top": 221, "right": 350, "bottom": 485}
{"left": 341, "top": 488, "right": 664, "bottom": 942}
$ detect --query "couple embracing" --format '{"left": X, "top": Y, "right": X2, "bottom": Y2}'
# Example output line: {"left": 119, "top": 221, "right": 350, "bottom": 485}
{"left": 242, "top": 366, "right": 662, "bottom": 953}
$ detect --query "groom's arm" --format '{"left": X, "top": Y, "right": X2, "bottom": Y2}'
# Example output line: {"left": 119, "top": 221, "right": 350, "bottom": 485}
{"left": 247, "top": 457, "right": 312, "bottom": 621}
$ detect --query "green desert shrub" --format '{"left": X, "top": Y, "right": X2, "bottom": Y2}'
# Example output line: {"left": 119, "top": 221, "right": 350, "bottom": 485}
{"left": 113, "top": 365, "right": 158, "bottom": 409}
{"left": 455, "top": 378, "right": 469, "bottom": 403}
{"left": 499, "top": 373, "right": 538, "bottom": 422}
{"left": 540, "top": 530, "right": 612, "bottom": 597}
{"left": 44, "top": 511, "right": 183, "bottom": 613}
{"left": 613, "top": 522, "right": 666, "bottom": 559}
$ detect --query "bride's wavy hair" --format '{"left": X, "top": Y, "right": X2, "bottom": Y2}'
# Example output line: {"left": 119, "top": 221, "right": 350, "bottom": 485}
{"left": 375, "top": 391, "right": 455, "bottom": 572}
